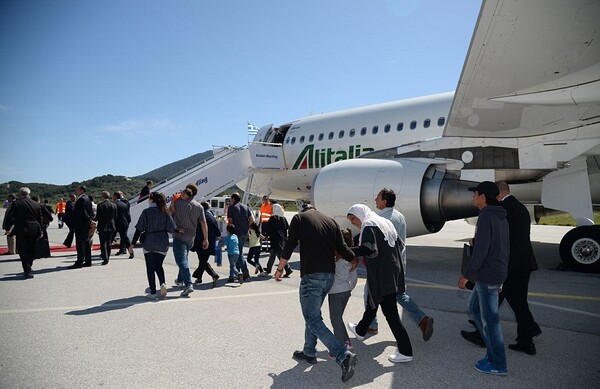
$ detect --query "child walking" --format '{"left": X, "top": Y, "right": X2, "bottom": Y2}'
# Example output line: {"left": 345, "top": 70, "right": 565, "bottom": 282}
{"left": 222, "top": 224, "right": 243, "bottom": 284}
{"left": 247, "top": 222, "right": 265, "bottom": 275}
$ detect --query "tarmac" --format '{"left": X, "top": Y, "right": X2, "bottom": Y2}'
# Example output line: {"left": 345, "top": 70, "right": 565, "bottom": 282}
{"left": 1, "top": 208, "right": 599, "bottom": 388}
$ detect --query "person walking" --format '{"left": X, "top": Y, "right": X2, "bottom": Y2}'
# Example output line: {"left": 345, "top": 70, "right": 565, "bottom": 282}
{"left": 458, "top": 181, "right": 510, "bottom": 376}
{"left": 55, "top": 198, "right": 66, "bottom": 228}
{"left": 263, "top": 203, "right": 292, "bottom": 276}
{"left": 246, "top": 221, "right": 264, "bottom": 274}
{"left": 113, "top": 191, "right": 134, "bottom": 258}
{"left": 275, "top": 204, "right": 358, "bottom": 383}
{"left": 69, "top": 186, "right": 95, "bottom": 269}
{"left": 226, "top": 192, "right": 252, "bottom": 281}
{"left": 2, "top": 194, "right": 17, "bottom": 255}
{"left": 346, "top": 204, "right": 414, "bottom": 364}
{"left": 62, "top": 194, "right": 76, "bottom": 248}
{"left": 95, "top": 191, "right": 117, "bottom": 265}
{"left": 191, "top": 201, "right": 221, "bottom": 288}
{"left": 3, "top": 187, "right": 43, "bottom": 278}
{"left": 222, "top": 224, "right": 242, "bottom": 284}
{"left": 135, "top": 192, "right": 177, "bottom": 300}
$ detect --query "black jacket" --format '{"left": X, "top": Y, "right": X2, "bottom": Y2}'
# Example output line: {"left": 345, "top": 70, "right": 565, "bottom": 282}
{"left": 73, "top": 195, "right": 94, "bottom": 231}
{"left": 114, "top": 198, "right": 131, "bottom": 230}
{"left": 265, "top": 215, "right": 288, "bottom": 252}
{"left": 191, "top": 210, "right": 221, "bottom": 254}
{"left": 95, "top": 200, "right": 117, "bottom": 232}
{"left": 5, "top": 197, "right": 43, "bottom": 237}
{"left": 500, "top": 195, "right": 538, "bottom": 271}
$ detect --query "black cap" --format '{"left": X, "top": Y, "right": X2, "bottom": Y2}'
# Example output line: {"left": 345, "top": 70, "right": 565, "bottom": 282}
{"left": 468, "top": 181, "right": 499, "bottom": 199}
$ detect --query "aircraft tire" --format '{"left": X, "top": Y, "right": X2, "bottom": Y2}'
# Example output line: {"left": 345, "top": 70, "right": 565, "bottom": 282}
{"left": 559, "top": 226, "right": 600, "bottom": 273}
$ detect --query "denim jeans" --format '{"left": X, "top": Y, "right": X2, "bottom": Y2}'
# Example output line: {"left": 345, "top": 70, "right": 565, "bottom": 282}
{"left": 365, "top": 283, "right": 426, "bottom": 327}
{"left": 468, "top": 282, "right": 507, "bottom": 370}
{"left": 227, "top": 253, "right": 239, "bottom": 279}
{"left": 235, "top": 234, "right": 249, "bottom": 276}
{"left": 173, "top": 238, "right": 193, "bottom": 287}
{"left": 299, "top": 273, "right": 348, "bottom": 365}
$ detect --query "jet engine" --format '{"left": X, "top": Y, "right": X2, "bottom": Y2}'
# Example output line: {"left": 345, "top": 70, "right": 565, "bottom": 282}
{"left": 312, "top": 158, "right": 479, "bottom": 236}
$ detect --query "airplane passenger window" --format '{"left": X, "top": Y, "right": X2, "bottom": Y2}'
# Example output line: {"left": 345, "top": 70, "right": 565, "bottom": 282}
{"left": 360, "top": 127, "right": 367, "bottom": 136}
{"left": 309, "top": 134, "right": 314, "bottom": 142}
{"left": 338, "top": 130, "right": 344, "bottom": 138}
{"left": 397, "top": 122, "right": 404, "bottom": 131}
{"left": 424, "top": 119, "right": 431, "bottom": 128}
{"left": 372, "top": 126, "right": 379, "bottom": 134}
{"left": 291, "top": 137, "right": 296, "bottom": 144}
{"left": 318, "top": 133, "right": 324, "bottom": 141}
{"left": 285, "top": 138, "right": 290, "bottom": 144}
{"left": 328, "top": 132, "right": 334, "bottom": 140}
{"left": 349, "top": 129, "right": 356, "bottom": 137}
{"left": 438, "top": 117, "right": 445, "bottom": 126}
{"left": 410, "top": 120, "right": 417, "bottom": 130}
{"left": 299, "top": 135, "right": 305, "bottom": 143}
{"left": 384, "top": 124, "right": 391, "bottom": 133}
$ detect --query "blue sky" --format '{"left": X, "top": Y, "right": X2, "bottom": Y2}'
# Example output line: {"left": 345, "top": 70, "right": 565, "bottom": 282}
{"left": 0, "top": 0, "right": 481, "bottom": 185}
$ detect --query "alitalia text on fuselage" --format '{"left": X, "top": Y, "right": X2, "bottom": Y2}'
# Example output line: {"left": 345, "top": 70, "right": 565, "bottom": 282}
{"left": 292, "top": 144, "right": 374, "bottom": 170}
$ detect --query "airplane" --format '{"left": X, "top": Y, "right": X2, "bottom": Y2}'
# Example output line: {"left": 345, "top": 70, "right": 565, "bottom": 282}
{"left": 130, "top": 0, "right": 600, "bottom": 272}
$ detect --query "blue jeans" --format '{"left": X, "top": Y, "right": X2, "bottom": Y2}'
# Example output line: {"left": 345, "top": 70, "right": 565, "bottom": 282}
{"left": 365, "top": 283, "right": 426, "bottom": 327}
{"left": 173, "top": 239, "right": 193, "bottom": 287}
{"left": 228, "top": 253, "right": 240, "bottom": 279}
{"left": 299, "top": 273, "right": 348, "bottom": 365}
{"left": 235, "top": 234, "right": 249, "bottom": 276}
{"left": 468, "top": 282, "right": 507, "bottom": 370}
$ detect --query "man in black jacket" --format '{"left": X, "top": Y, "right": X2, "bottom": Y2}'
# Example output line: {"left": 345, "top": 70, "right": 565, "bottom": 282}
{"left": 4, "top": 187, "right": 43, "bottom": 279}
{"left": 62, "top": 194, "right": 76, "bottom": 248}
{"left": 113, "top": 191, "right": 133, "bottom": 258}
{"left": 276, "top": 205, "right": 359, "bottom": 383}
{"left": 69, "top": 186, "right": 95, "bottom": 269}
{"left": 95, "top": 191, "right": 117, "bottom": 265}
{"left": 497, "top": 181, "right": 541, "bottom": 355}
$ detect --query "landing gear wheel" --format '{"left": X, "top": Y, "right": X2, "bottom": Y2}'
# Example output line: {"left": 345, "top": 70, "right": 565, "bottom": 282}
{"left": 559, "top": 226, "right": 600, "bottom": 273}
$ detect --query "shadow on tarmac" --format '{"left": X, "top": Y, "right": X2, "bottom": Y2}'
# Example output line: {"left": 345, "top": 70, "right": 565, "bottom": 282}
{"left": 65, "top": 295, "right": 158, "bottom": 316}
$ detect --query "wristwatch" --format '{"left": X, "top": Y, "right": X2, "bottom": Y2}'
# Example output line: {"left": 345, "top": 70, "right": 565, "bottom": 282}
{"left": 276, "top": 268, "right": 284, "bottom": 273}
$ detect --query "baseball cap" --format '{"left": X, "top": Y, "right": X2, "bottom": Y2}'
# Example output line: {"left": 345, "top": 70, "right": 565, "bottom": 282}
{"left": 468, "top": 181, "right": 499, "bottom": 199}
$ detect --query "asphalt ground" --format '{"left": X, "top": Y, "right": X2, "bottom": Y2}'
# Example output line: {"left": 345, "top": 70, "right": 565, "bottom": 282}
{"left": 1, "top": 209, "right": 599, "bottom": 388}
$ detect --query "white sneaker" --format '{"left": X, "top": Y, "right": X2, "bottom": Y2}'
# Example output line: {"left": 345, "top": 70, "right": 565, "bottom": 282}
{"left": 388, "top": 350, "right": 413, "bottom": 363}
{"left": 348, "top": 323, "right": 365, "bottom": 341}
{"left": 174, "top": 279, "right": 184, "bottom": 288}
{"left": 159, "top": 283, "right": 167, "bottom": 298}
{"left": 145, "top": 293, "right": 158, "bottom": 301}
{"left": 180, "top": 285, "right": 194, "bottom": 296}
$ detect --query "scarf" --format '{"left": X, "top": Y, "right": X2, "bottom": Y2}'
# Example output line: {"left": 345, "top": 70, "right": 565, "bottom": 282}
{"left": 347, "top": 204, "right": 397, "bottom": 247}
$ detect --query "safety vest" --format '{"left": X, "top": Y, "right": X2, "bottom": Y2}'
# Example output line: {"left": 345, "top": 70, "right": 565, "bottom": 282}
{"left": 260, "top": 203, "right": 272, "bottom": 224}
{"left": 56, "top": 201, "right": 66, "bottom": 214}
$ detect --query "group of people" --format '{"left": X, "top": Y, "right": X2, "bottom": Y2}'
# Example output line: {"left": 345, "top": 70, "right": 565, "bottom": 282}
{"left": 3, "top": 179, "right": 540, "bottom": 383}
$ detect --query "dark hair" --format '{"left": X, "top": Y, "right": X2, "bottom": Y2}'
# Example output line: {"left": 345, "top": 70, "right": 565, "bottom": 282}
{"left": 150, "top": 192, "right": 169, "bottom": 214}
{"left": 250, "top": 222, "right": 260, "bottom": 235}
{"left": 231, "top": 192, "right": 241, "bottom": 203}
{"left": 200, "top": 201, "right": 210, "bottom": 211}
{"left": 32, "top": 195, "right": 39, "bottom": 202}
{"left": 79, "top": 185, "right": 87, "bottom": 192}
{"left": 379, "top": 188, "right": 396, "bottom": 207}
{"left": 186, "top": 183, "right": 198, "bottom": 197}
{"left": 182, "top": 188, "right": 193, "bottom": 197}
{"left": 226, "top": 224, "right": 236, "bottom": 233}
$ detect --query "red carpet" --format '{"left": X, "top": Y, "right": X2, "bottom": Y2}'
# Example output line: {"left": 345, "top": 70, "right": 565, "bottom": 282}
{"left": 0, "top": 243, "right": 122, "bottom": 255}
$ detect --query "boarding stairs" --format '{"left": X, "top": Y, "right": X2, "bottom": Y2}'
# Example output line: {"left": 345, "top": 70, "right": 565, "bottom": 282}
{"left": 128, "top": 140, "right": 287, "bottom": 238}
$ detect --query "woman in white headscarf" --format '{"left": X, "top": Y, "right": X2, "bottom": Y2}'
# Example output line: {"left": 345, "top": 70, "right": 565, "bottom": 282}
{"left": 346, "top": 204, "right": 413, "bottom": 363}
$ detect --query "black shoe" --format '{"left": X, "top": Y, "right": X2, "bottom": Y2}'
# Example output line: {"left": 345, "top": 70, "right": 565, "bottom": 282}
{"left": 341, "top": 352, "right": 358, "bottom": 382}
{"left": 509, "top": 342, "right": 536, "bottom": 355}
{"left": 532, "top": 325, "right": 542, "bottom": 338}
{"left": 23, "top": 273, "right": 34, "bottom": 279}
{"left": 468, "top": 319, "right": 476, "bottom": 327}
{"left": 292, "top": 350, "right": 317, "bottom": 365}
{"left": 101, "top": 260, "right": 109, "bottom": 265}
{"left": 284, "top": 268, "right": 293, "bottom": 278}
{"left": 83, "top": 263, "right": 92, "bottom": 267}
{"left": 115, "top": 251, "right": 126, "bottom": 256}
{"left": 243, "top": 275, "right": 250, "bottom": 282}
{"left": 226, "top": 278, "right": 235, "bottom": 283}
{"left": 68, "top": 263, "right": 83, "bottom": 269}
{"left": 460, "top": 330, "right": 485, "bottom": 348}
{"left": 212, "top": 274, "right": 220, "bottom": 288}
{"left": 195, "top": 278, "right": 203, "bottom": 284}
{"left": 264, "top": 267, "right": 271, "bottom": 275}
{"left": 238, "top": 274, "right": 244, "bottom": 284}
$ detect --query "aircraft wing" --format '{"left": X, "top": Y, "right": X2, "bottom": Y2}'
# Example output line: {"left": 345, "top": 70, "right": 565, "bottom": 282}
{"left": 445, "top": 0, "right": 600, "bottom": 139}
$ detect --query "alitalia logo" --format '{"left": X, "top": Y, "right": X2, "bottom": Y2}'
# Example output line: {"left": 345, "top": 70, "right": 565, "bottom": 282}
{"left": 292, "top": 144, "right": 374, "bottom": 170}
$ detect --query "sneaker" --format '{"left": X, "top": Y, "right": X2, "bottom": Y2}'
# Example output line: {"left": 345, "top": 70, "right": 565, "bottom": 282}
{"left": 238, "top": 274, "right": 244, "bottom": 284}
{"left": 476, "top": 355, "right": 489, "bottom": 369}
{"left": 212, "top": 274, "right": 220, "bottom": 288}
{"left": 159, "top": 283, "right": 167, "bottom": 298}
{"left": 174, "top": 279, "right": 184, "bottom": 288}
{"left": 284, "top": 268, "right": 293, "bottom": 278}
{"left": 367, "top": 327, "right": 378, "bottom": 335}
{"left": 292, "top": 350, "right": 317, "bottom": 365}
{"left": 263, "top": 267, "right": 271, "bottom": 275}
{"left": 341, "top": 352, "right": 358, "bottom": 382}
{"left": 180, "top": 285, "right": 194, "bottom": 296}
{"left": 145, "top": 293, "right": 158, "bottom": 300}
{"left": 348, "top": 323, "right": 365, "bottom": 341}
{"left": 345, "top": 340, "right": 353, "bottom": 350}
{"left": 388, "top": 349, "right": 413, "bottom": 363}
{"left": 474, "top": 361, "right": 508, "bottom": 376}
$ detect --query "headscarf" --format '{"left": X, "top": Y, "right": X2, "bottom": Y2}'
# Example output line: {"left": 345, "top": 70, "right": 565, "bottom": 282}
{"left": 272, "top": 203, "right": 284, "bottom": 217}
{"left": 347, "top": 204, "right": 397, "bottom": 247}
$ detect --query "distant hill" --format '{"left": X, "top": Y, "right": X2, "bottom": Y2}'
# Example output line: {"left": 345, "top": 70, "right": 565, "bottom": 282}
{"left": 1, "top": 151, "right": 214, "bottom": 207}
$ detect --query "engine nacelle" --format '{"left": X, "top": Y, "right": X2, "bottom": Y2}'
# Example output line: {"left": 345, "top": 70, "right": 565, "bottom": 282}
{"left": 312, "top": 158, "right": 478, "bottom": 237}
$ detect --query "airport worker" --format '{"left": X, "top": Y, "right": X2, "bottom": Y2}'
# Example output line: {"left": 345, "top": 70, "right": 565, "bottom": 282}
{"left": 55, "top": 197, "right": 66, "bottom": 228}
{"left": 275, "top": 204, "right": 359, "bottom": 383}
{"left": 458, "top": 181, "right": 509, "bottom": 376}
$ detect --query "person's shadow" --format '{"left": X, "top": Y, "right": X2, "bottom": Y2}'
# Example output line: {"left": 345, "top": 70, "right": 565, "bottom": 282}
{"left": 268, "top": 340, "right": 400, "bottom": 388}
{"left": 65, "top": 292, "right": 180, "bottom": 316}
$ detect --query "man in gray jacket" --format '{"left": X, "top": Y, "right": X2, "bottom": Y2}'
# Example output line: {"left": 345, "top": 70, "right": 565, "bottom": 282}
{"left": 458, "top": 181, "right": 509, "bottom": 376}
{"left": 172, "top": 185, "right": 208, "bottom": 296}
